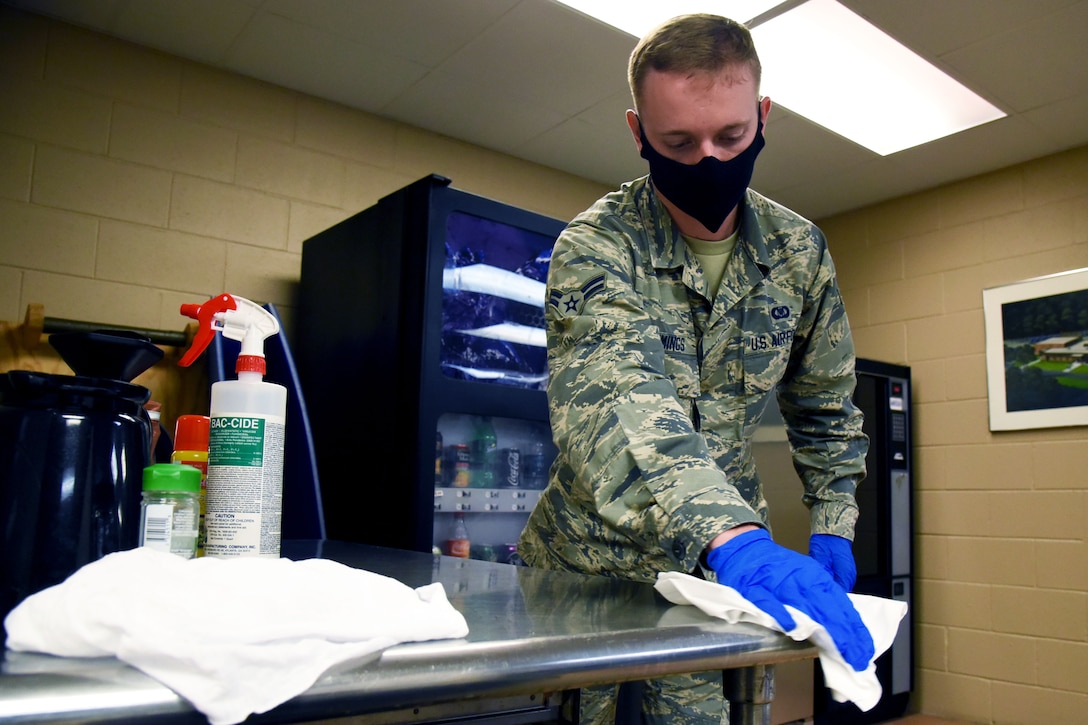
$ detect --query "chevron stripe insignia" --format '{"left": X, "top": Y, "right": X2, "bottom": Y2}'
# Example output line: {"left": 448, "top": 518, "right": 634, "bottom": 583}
{"left": 548, "top": 273, "right": 606, "bottom": 317}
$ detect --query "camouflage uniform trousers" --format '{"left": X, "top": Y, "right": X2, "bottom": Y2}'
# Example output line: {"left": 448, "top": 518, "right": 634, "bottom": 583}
{"left": 579, "top": 673, "right": 728, "bottom": 724}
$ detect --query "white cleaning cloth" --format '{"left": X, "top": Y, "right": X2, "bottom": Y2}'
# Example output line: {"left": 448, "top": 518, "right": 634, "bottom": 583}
{"left": 654, "top": 571, "right": 906, "bottom": 712}
{"left": 4, "top": 547, "right": 469, "bottom": 725}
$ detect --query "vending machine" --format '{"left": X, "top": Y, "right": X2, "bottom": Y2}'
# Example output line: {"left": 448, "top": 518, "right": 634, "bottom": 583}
{"left": 758, "top": 358, "right": 913, "bottom": 723}
{"left": 294, "top": 175, "right": 565, "bottom": 562}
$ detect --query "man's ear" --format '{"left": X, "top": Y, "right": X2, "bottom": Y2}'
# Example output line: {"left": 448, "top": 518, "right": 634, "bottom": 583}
{"left": 759, "top": 96, "right": 772, "bottom": 131}
{"left": 625, "top": 109, "right": 643, "bottom": 152}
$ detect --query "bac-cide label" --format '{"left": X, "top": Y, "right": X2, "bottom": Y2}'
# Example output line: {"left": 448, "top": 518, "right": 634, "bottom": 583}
{"left": 205, "top": 414, "right": 285, "bottom": 558}
{"left": 209, "top": 416, "right": 265, "bottom": 467}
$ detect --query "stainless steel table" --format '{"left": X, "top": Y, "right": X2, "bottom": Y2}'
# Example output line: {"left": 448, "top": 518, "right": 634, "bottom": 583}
{"left": 0, "top": 541, "right": 817, "bottom": 724}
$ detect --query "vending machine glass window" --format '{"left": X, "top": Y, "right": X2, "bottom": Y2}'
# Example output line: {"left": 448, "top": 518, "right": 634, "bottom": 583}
{"left": 440, "top": 211, "right": 553, "bottom": 390}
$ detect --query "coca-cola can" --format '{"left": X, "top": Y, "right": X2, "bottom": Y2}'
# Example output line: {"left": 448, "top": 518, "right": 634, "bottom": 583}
{"left": 500, "top": 448, "right": 521, "bottom": 488}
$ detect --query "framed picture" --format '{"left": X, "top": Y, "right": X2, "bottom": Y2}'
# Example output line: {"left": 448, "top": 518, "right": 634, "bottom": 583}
{"left": 983, "top": 267, "right": 1088, "bottom": 431}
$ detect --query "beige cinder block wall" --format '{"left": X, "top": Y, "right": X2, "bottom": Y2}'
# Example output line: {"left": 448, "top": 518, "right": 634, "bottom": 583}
{"left": 2, "top": 5, "right": 1087, "bottom": 724}
{"left": 819, "top": 147, "right": 1088, "bottom": 724}
{"left": 0, "top": 6, "right": 608, "bottom": 339}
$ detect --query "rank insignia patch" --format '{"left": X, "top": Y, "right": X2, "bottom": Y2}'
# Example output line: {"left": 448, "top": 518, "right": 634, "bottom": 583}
{"left": 548, "top": 273, "right": 605, "bottom": 317}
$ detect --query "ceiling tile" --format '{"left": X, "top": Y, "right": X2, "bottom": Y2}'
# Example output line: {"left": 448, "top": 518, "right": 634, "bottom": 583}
{"left": 430, "top": 0, "right": 633, "bottom": 119}
{"left": 384, "top": 74, "right": 569, "bottom": 153}
{"left": 518, "top": 115, "right": 644, "bottom": 186}
{"left": 841, "top": 0, "right": 1081, "bottom": 56}
{"left": 940, "top": 1, "right": 1088, "bottom": 111}
{"left": 880, "top": 113, "right": 1056, "bottom": 196}
{"left": 753, "top": 107, "right": 875, "bottom": 186}
{"left": 5, "top": 0, "right": 126, "bottom": 29}
{"left": 516, "top": 89, "right": 643, "bottom": 184}
{"left": 1020, "top": 95, "right": 1088, "bottom": 151}
{"left": 568, "top": 89, "right": 635, "bottom": 128}
{"left": 258, "top": 0, "right": 519, "bottom": 68}
{"left": 110, "top": 0, "right": 256, "bottom": 65}
{"left": 768, "top": 156, "right": 919, "bottom": 220}
{"left": 225, "top": 11, "right": 430, "bottom": 112}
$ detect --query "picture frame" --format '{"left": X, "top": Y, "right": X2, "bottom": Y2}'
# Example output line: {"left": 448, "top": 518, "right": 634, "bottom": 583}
{"left": 983, "top": 267, "right": 1088, "bottom": 431}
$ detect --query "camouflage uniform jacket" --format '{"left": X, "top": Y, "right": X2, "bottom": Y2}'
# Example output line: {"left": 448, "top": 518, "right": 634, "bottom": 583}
{"left": 519, "top": 176, "right": 867, "bottom": 583}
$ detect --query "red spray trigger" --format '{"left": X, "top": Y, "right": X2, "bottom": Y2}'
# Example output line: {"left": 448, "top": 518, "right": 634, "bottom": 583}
{"left": 178, "top": 293, "right": 237, "bottom": 367}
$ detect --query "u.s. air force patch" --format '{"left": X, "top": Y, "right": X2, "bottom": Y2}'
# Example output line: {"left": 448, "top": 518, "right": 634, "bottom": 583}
{"left": 548, "top": 273, "right": 605, "bottom": 317}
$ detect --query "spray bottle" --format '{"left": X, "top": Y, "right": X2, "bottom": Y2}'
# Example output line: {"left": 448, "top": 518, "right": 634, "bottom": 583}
{"left": 178, "top": 293, "right": 286, "bottom": 558}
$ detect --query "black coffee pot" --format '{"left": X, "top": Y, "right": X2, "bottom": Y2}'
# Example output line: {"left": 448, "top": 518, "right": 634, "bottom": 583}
{"left": 0, "top": 330, "right": 164, "bottom": 633}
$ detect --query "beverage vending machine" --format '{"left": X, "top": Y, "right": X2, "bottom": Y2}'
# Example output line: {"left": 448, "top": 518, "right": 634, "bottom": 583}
{"left": 757, "top": 358, "right": 913, "bottom": 724}
{"left": 295, "top": 175, "right": 565, "bottom": 562}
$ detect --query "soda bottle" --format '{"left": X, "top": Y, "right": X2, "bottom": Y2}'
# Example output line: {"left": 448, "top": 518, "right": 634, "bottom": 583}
{"left": 470, "top": 417, "right": 497, "bottom": 488}
{"left": 523, "top": 440, "right": 549, "bottom": 490}
{"left": 448, "top": 513, "right": 470, "bottom": 558}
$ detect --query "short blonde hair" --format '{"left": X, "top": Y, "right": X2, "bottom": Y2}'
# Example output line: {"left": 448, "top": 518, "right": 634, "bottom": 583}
{"left": 628, "top": 14, "right": 761, "bottom": 109}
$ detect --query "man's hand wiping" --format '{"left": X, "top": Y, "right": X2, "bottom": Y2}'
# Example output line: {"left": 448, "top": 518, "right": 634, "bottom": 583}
{"left": 809, "top": 533, "right": 857, "bottom": 591}
{"left": 706, "top": 529, "right": 874, "bottom": 671}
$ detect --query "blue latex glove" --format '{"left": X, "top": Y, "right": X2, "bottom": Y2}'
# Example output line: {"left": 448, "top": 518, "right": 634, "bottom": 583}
{"left": 809, "top": 533, "right": 857, "bottom": 592}
{"left": 706, "top": 529, "right": 874, "bottom": 671}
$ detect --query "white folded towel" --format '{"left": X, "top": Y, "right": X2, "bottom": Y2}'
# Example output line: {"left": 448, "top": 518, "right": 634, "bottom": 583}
{"left": 654, "top": 571, "right": 907, "bottom": 712}
{"left": 4, "top": 547, "right": 469, "bottom": 725}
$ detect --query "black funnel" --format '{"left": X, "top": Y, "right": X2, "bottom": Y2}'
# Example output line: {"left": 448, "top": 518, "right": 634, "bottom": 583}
{"left": 48, "top": 330, "right": 164, "bottom": 382}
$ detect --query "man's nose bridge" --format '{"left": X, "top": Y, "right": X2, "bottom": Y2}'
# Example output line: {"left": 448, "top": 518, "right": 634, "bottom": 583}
{"left": 698, "top": 138, "right": 718, "bottom": 159}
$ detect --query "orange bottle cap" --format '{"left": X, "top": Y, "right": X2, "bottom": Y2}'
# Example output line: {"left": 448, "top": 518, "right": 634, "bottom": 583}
{"left": 173, "top": 414, "right": 210, "bottom": 452}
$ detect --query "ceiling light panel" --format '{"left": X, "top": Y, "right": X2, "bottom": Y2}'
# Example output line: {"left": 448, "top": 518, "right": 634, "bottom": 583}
{"left": 752, "top": 0, "right": 1006, "bottom": 155}
{"left": 552, "top": 0, "right": 1006, "bottom": 156}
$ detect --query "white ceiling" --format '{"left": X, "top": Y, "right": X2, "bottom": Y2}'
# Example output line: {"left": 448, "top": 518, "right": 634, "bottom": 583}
{"left": 8, "top": 0, "right": 1088, "bottom": 219}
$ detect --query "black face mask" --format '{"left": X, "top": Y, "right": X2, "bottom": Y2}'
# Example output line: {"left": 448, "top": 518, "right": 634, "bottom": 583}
{"left": 638, "top": 109, "right": 765, "bottom": 233}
